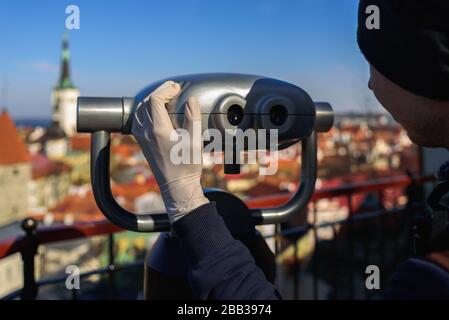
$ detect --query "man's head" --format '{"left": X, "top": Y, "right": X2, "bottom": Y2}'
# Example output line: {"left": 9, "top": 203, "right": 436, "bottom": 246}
{"left": 357, "top": 0, "right": 449, "bottom": 149}
{"left": 368, "top": 65, "right": 449, "bottom": 148}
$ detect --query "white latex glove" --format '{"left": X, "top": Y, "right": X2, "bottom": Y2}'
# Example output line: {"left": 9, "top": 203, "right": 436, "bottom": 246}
{"left": 132, "top": 81, "right": 209, "bottom": 223}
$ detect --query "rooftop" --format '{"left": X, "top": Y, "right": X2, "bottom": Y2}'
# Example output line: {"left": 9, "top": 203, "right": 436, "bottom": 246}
{"left": 0, "top": 111, "right": 31, "bottom": 165}
{"left": 31, "top": 153, "right": 71, "bottom": 179}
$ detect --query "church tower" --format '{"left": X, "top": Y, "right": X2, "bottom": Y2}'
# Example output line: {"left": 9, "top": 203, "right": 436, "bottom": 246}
{"left": 51, "top": 33, "right": 80, "bottom": 137}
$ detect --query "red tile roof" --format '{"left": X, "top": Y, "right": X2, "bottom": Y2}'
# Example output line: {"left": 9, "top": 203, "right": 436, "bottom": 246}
{"left": 247, "top": 182, "right": 284, "bottom": 197}
{"left": 49, "top": 191, "right": 101, "bottom": 216}
{"left": 48, "top": 179, "right": 160, "bottom": 221}
{"left": 70, "top": 134, "right": 91, "bottom": 151}
{"left": 113, "top": 179, "right": 160, "bottom": 200}
{"left": 111, "top": 143, "right": 140, "bottom": 158}
{"left": 0, "top": 111, "right": 31, "bottom": 165}
{"left": 31, "top": 153, "right": 71, "bottom": 179}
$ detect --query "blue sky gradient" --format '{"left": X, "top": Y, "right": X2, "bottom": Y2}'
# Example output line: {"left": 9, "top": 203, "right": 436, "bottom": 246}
{"left": 0, "top": 0, "right": 381, "bottom": 118}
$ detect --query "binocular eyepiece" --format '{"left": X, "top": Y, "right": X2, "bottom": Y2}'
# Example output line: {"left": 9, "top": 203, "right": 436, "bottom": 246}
{"left": 77, "top": 73, "right": 334, "bottom": 149}
{"left": 76, "top": 73, "right": 334, "bottom": 232}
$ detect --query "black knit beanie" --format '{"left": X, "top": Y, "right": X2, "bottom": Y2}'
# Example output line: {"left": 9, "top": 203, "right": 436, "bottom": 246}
{"left": 357, "top": 0, "right": 449, "bottom": 100}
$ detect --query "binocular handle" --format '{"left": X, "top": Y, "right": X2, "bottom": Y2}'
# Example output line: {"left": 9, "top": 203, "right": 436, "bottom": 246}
{"left": 90, "top": 128, "right": 317, "bottom": 232}
{"left": 91, "top": 130, "right": 170, "bottom": 231}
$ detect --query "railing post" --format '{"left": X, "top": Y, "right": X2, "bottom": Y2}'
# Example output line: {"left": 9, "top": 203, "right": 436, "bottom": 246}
{"left": 293, "top": 236, "right": 300, "bottom": 300}
{"left": 331, "top": 223, "right": 339, "bottom": 299}
{"left": 347, "top": 194, "right": 355, "bottom": 299}
{"left": 20, "top": 218, "right": 38, "bottom": 300}
{"left": 108, "top": 233, "right": 116, "bottom": 299}
{"left": 312, "top": 202, "right": 319, "bottom": 300}
{"left": 406, "top": 172, "right": 424, "bottom": 257}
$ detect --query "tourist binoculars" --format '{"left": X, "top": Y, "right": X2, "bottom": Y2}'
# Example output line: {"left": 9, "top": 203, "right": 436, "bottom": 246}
{"left": 77, "top": 73, "right": 334, "bottom": 232}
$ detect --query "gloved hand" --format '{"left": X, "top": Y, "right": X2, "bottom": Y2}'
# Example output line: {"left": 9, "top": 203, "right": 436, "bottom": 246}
{"left": 132, "top": 81, "right": 209, "bottom": 223}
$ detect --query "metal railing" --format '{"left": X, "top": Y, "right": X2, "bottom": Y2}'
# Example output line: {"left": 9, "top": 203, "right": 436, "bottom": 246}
{"left": 0, "top": 174, "right": 435, "bottom": 300}
{"left": 255, "top": 174, "right": 435, "bottom": 299}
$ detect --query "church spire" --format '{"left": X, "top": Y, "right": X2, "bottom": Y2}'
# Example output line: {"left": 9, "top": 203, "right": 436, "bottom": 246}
{"left": 57, "top": 33, "right": 74, "bottom": 89}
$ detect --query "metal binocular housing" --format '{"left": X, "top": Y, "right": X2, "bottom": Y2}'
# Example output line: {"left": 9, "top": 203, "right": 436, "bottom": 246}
{"left": 77, "top": 73, "right": 334, "bottom": 232}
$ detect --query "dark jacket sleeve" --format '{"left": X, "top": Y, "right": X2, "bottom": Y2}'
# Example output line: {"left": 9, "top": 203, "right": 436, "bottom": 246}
{"left": 173, "top": 202, "right": 280, "bottom": 300}
{"left": 383, "top": 258, "right": 449, "bottom": 299}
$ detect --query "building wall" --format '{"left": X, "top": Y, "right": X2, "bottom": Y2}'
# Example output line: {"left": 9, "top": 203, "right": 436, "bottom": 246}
{"left": 64, "top": 152, "right": 90, "bottom": 184}
{"left": 45, "top": 139, "right": 68, "bottom": 160}
{"left": 0, "top": 253, "right": 23, "bottom": 298}
{"left": 52, "top": 88, "right": 80, "bottom": 137}
{"left": 0, "top": 163, "right": 31, "bottom": 226}
{"left": 29, "top": 172, "right": 71, "bottom": 210}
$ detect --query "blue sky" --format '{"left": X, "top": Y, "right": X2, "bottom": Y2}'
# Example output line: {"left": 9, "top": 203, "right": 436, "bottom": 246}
{"left": 0, "top": 0, "right": 381, "bottom": 118}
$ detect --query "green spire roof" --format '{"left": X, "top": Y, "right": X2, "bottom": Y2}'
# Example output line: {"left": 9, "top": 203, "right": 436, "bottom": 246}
{"left": 56, "top": 33, "right": 75, "bottom": 89}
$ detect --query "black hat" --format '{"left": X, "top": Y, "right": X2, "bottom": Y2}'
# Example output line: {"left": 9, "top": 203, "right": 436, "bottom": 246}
{"left": 357, "top": 0, "right": 449, "bottom": 100}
